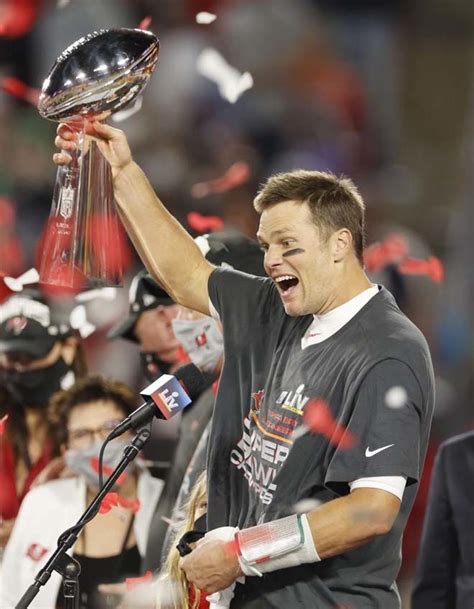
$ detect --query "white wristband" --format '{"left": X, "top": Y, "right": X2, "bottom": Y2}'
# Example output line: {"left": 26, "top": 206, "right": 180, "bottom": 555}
{"left": 236, "top": 514, "right": 320, "bottom": 576}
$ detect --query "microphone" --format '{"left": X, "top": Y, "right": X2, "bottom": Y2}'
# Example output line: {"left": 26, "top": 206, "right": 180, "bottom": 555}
{"left": 108, "top": 363, "right": 206, "bottom": 439}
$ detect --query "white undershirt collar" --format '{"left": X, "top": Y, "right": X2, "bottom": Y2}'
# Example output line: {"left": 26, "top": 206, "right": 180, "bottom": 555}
{"left": 301, "top": 285, "right": 379, "bottom": 350}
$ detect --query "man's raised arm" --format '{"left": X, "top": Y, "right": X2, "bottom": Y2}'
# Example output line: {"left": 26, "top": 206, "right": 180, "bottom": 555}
{"left": 54, "top": 120, "right": 214, "bottom": 315}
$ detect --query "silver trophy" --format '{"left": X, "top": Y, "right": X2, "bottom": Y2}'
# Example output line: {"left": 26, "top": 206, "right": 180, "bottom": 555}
{"left": 38, "top": 28, "right": 159, "bottom": 289}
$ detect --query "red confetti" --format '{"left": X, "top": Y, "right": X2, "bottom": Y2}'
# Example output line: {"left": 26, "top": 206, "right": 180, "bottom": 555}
{"left": 99, "top": 492, "right": 140, "bottom": 515}
{"left": 397, "top": 256, "right": 444, "bottom": 283}
{"left": 25, "top": 543, "right": 48, "bottom": 561}
{"left": 191, "top": 162, "right": 251, "bottom": 199}
{"left": 99, "top": 492, "right": 119, "bottom": 514}
{"left": 0, "top": 0, "right": 43, "bottom": 38}
{"left": 0, "top": 414, "right": 9, "bottom": 435}
{"left": 187, "top": 211, "right": 224, "bottom": 233}
{"left": 303, "top": 399, "right": 356, "bottom": 449}
{"left": 117, "top": 496, "right": 140, "bottom": 513}
{"left": 363, "top": 233, "right": 408, "bottom": 273}
{"left": 90, "top": 457, "right": 128, "bottom": 486}
{"left": 1, "top": 77, "right": 40, "bottom": 106}
{"left": 138, "top": 15, "right": 152, "bottom": 30}
{"left": 125, "top": 570, "right": 153, "bottom": 591}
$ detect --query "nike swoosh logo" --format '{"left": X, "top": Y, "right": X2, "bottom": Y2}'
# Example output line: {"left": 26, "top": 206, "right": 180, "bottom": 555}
{"left": 365, "top": 444, "right": 395, "bottom": 458}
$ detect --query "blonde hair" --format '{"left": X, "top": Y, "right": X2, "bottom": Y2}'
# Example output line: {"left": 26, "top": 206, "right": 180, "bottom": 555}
{"left": 156, "top": 471, "right": 207, "bottom": 609}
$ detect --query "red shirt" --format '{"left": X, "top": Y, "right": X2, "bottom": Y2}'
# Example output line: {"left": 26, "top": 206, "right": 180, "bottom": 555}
{"left": 0, "top": 435, "right": 52, "bottom": 520}
{"left": 189, "top": 584, "right": 210, "bottom": 609}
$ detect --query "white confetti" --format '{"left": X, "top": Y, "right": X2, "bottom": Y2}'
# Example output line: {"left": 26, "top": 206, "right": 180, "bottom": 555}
{"left": 69, "top": 305, "right": 96, "bottom": 338}
{"left": 196, "top": 12, "right": 217, "bottom": 24}
{"left": 3, "top": 268, "right": 39, "bottom": 292}
{"left": 75, "top": 287, "right": 117, "bottom": 303}
{"left": 385, "top": 386, "right": 408, "bottom": 409}
{"left": 57, "top": 0, "right": 71, "bottom": 7}
{"left": 112, "top": 96, "right": 143, "bottom": 123}
{"left": 196, "top": 48, "right": 253, "bottom": 104}
{"left": 293, "top": 498, "right": 322, "bottom": 514}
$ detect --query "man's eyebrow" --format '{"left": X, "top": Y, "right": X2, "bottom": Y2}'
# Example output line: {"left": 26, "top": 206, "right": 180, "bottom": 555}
{"left": 257, "top": 229, "right": 294, "bottom": 243}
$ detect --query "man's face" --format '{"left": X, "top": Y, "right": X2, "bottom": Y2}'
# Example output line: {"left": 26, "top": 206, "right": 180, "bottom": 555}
{"left": 257, "top": 200, "right": 337, "bottom": 317}
{"left": 134, "top": 304, "right": 181, "bottom": 364}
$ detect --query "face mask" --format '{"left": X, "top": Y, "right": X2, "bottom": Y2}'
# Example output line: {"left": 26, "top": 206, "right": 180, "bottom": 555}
{"left": 1, "top": 356, "right": 74, "bottom": 409}
{"left": 64, "top": 438, "right": 131, "bottom": 490}
{"left": 171, "top": 317, "right": 223, "bottom": 374}
{"left": 139, "top": 351, "right": 171, "bottom": 382}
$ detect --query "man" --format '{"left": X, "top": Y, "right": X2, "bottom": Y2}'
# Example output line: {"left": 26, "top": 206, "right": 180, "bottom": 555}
{"left": 54, "top": 121, "right": 434, "bottom": 608}
{"left": 411, "top": 431, "right": 474, "bottom": 609}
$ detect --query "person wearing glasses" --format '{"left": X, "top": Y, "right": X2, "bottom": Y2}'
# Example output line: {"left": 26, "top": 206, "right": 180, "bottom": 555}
{"left": 0, "top": 289, "right": 87, "bottom": 549}
{"left": 0, "top": 376, "right": 162, "bottom": 609}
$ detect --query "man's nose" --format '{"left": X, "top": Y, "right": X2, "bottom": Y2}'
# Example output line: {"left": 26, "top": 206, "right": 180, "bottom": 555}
{"left": 265, "top": 247, "right": 283, "bottom": 269}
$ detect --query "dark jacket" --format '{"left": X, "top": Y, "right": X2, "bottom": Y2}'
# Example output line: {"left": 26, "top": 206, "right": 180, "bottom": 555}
{"left": 412, "top": 431, "right": 474, "bottom": 609}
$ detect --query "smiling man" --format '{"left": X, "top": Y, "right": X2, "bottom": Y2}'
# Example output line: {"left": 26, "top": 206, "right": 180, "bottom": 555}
{"left": 53, "top": 122, "right": 434, "bottom": 609}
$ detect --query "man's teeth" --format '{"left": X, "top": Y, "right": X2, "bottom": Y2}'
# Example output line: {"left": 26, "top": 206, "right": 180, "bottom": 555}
{"left": 275, "top": 275, "right": 296, "bottom": 283}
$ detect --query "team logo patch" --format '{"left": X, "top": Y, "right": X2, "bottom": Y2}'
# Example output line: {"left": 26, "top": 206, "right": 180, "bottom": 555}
{"left": 6, "top": 316, "right": 28, "bottom": 335}
{"left": 26, "top": 543, "right": 48, "bottom": 561}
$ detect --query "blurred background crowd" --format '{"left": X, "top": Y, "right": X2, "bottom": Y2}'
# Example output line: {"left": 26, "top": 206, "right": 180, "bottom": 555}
{"left": 0, "top": 0, "right": 473, "bottom": 606}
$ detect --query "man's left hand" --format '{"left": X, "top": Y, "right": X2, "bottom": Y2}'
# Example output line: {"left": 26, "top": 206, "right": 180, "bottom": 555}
{"left": 179, "top": 537, "right": 243, "bottom": 594}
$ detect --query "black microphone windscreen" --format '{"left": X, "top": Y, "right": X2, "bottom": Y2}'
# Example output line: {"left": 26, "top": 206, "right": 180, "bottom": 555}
{"left": 175, "top": 363, "right": 207, "bottom": 399}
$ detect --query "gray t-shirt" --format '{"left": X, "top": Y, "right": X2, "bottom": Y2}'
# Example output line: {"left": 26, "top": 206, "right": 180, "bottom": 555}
{"left": 207, "top": 267, "right": 434, "bottom": 609}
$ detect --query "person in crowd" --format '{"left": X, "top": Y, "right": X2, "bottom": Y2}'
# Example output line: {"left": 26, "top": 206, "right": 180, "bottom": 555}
{"left": 155, "top": 471, "right": 209, "bottom": 609}
{"left": 0, "top": 289, "right": 86, "bottom": 548}
{"left": 54, "top": 120, "right": 434, "bottom": 609}
{"left": 0, "top": 375, "right": 162, "bottom": 609}
{"left": 411, "top": 430, "right": 474, "bottom": 609}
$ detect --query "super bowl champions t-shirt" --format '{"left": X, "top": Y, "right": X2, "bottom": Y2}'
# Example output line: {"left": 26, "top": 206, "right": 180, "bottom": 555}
{"left": 207, "top": 267, "right": 434, "bottom": 609}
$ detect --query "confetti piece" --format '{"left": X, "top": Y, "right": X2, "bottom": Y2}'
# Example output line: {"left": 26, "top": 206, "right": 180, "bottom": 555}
{"left": 385, "top": 386, "right": 408, "bottom": 410}
{"left": 187, "top": 211, "right": 224, "bottom": 233}
{"left": 1, "top": 77, "right": 40, "bottom": 105}
{"left": 69, "top": 304, "right": 96, "bottom": 338}
{"left": 397, "top": 256, "right": 444, "bottom": 283}
{"left": 3, "top": 268, "right": 39, "bottom": 292}
{"left": 294, "top": 398, "right": 357, "bottom": 449}
{"left": 363, "top": 233, "right": 408, "bottom": 273}
{"left": 0, "top": 414, "right": 9, "bottom": 435}
{"left": 75, "top": 287, "right": 117, "bottom": 303}
{"left": 90, "top": 457, "right": 127, "bottom": 486}
{"left": 99, "top": 492, "right": 119, "bottom": 514}
{"left": 117, "top": 496, "right": 141, "bottom": 513}
{"left": 196, "top": 12, "right": 217, "bottom": 24}
{"left": 138, "top": 15, "right": 152, "bottom": 30}
{"left": 0, "top": 0, "right": 41, "bottom": 38}
{"left": 191, "top": 161, "right": 251, "bottom": 198}
{"left": 57, "top": 0, "right": 71, "bottom": 8}
{"left": 125, "top": 570, "right": 153, "bottom": 591}
{"left": 196, "top": 48, "right": 253, "bottom": 104}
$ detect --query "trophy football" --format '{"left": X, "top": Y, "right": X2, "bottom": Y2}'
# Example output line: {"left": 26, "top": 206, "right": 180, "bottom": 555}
{"left": 38, "top": 28, "right": 159, "bottom": 289}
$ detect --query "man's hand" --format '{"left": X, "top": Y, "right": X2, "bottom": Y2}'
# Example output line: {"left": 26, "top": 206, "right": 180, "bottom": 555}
{"left": 53, "top": 120, "right": 133, "bottom": 178}
{"left": 179, "top": 537, "right": 243, "bottom": 594}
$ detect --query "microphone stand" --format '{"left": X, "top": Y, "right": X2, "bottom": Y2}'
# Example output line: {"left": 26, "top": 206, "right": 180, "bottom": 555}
{"left": 15, "top": 424, "right": 151, "bottom": 609}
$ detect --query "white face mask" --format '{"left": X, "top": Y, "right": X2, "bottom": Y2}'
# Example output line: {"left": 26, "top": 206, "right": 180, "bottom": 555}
{"left": 171, "top": 317, "right": 223, "bottom": 373}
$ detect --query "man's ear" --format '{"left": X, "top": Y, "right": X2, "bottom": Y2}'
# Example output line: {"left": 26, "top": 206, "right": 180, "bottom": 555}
{"left": 61, "top": 336, "right": 78, "bottom": 365}
{"left": 332, "top": 228, "right": 353, "bottom": 262}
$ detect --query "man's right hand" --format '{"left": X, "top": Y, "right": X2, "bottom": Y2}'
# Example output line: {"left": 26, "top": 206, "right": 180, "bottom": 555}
{"left": 53, "top": 120, "right": 133, "bottom": 178}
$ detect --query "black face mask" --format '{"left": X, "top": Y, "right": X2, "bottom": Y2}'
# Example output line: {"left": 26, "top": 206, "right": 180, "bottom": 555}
{"left": 1, "top": 356, "right": 73, "bottom": 409}
{"left": 139, "top": 351, "right": 171, "bottom": 382}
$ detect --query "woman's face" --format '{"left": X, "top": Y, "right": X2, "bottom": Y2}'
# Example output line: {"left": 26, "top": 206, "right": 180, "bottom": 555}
{"left": 67, "top": 399, "right": 127, "bottom": 449}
